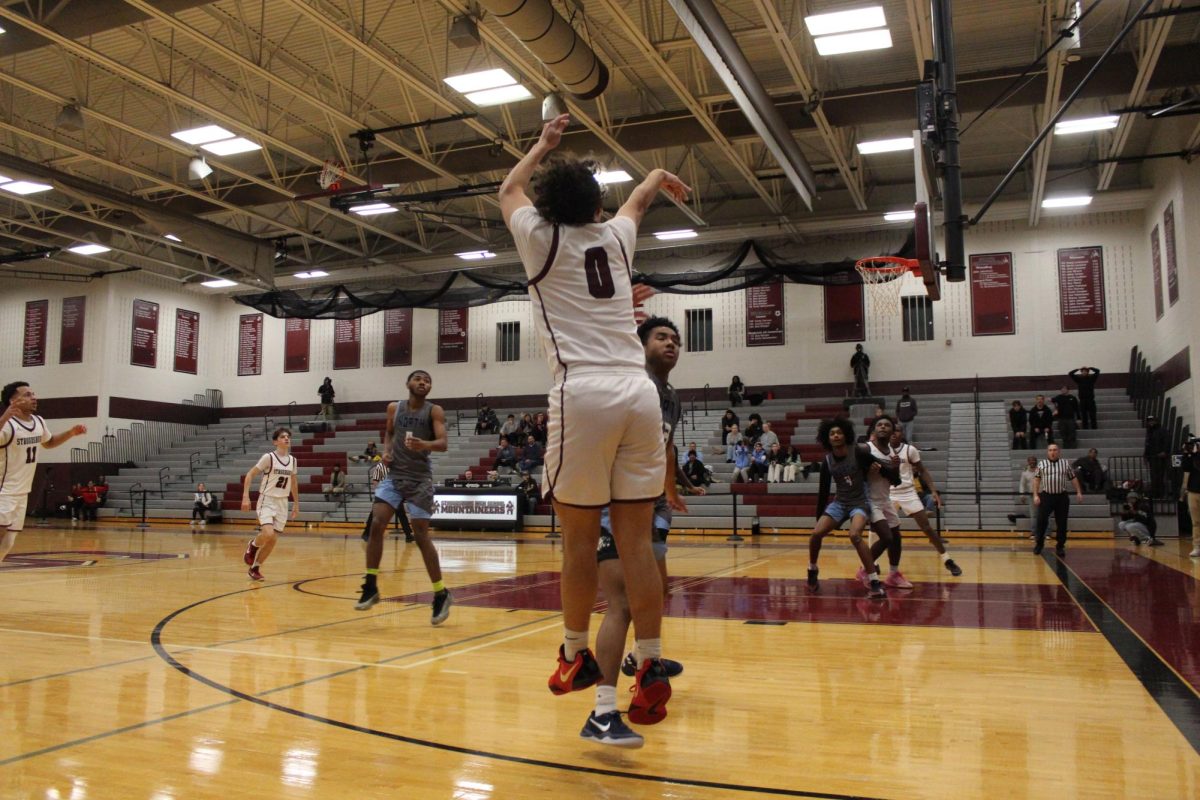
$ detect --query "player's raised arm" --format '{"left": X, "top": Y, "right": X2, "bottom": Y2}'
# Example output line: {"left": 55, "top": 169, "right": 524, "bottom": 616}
{"left": 499, "top": 113, "right": 569, "bottom": 226}
{"left": 616, "top": 170, "right": 691, "bottom": 228}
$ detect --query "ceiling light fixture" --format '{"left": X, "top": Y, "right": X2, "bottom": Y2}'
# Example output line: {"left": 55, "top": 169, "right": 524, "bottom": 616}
{"left": 856, "top": 137, "right": 914, "bottom": 154}
{"left": 171, "top": 125, "right": 235, "bottom": 145}
{"left": 883, "top": 210, "right": 916, "bottom": 222}
{"left": 1053, "top": 115, "right": 1119, "bottom": 135}
{"left": 200, "top": 137, "right": 262, "bottom": 156}
{"left": 1041, "top": 195, "right": 1093, "bottom": 208}
{"left": 813, "top": 28, "right": 893, "bottom": 56}
{"left": 443, "top": 68, "right": 519, "bottom": 94}
{"left": 55, "top": 103, "right": 85, "bottom": 132}
{"left": 654, "top": 229, "right": 698, "bottom": 241}
{"left": 164, "top": 234, "right": 182, "bottom": 242}
{"left": 349, "top": 202, "right": 397, "bottom": 216}
{"left": 456, "top": 250, "right": 497, "bottom": 260}
{"left": 804, "top": 6, "right": 887, "bottom": 37}
{"left": 67, "top": 244, "right": 111, "bottom": 255}
{"left": 596, "top": 170, "right": 633, "bottom": 185}
{"left": 294, "top": 270, "right": 330, "bottom": 279}
{"left": 0, "top": 181, "right": 54, "bottom": 195}
{"left": 201, "top": 278, "right": 238, "bottom": 288}
{"left": 464, "top": 84, "right": 534, "bottom": 106}
{"left": 188, "top": 156, "right": 213, "bottom": 180}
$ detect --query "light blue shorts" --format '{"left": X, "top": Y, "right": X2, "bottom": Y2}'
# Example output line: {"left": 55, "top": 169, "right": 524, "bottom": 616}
{"left": 822, "top": 499, "right": 871, "bottom": 527}
{"left": 373, "top": 478, "right": 433, "bottom": 520}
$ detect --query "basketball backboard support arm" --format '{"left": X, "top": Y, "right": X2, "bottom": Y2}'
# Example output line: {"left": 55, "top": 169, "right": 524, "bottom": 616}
{"left": 929, "top": 0, "right": 965, "bottom": 282}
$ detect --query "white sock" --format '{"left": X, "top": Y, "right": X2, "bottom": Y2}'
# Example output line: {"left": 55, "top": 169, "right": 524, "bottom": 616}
{"left": 563, "top": 629, "right": 588, "bottom": 661}
{"left": 890, "top": 565, "right": 901, "bottom": 574}
{"left": 941, "top": 552, "right": 952, "bottom": 563}
{"left": 808, "top": 562, "right": 818, "bottom": 571}
{"left": 595, "top": 685, "right": 618, "bottom": 716}
{"left": 634, "top": 638, "right": 662, "bottom": 663}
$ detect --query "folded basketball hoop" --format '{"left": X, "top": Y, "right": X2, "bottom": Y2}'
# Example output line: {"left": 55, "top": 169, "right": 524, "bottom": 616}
{"left": 318, "top": 159, "right": 345, "bottom": 191}
{"left": 855, "top": 256, "right": 920, "bottom": 316}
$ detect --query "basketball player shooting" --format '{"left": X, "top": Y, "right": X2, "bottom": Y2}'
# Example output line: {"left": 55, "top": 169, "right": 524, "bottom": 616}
{"left": 499, "top": 113, "right": 690, "bottom": 728}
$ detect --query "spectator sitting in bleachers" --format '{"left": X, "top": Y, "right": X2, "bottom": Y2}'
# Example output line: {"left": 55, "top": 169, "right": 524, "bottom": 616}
{"left": 779, "top": 444, "right": 800, "bottom": 483}
{"left": 351, "top": 441, "right": 379, "bottom": 463}
{"left": 1073, "top": 448, "right": 1107, "bottom": 493}
{"left": 729, "top": 375, "right": 745, "bottom": 406}
{"left": 531, "top": 411, "right": 548, "bottom": 444}
{"left": 192, "top": 483, "right": 213, "bottom": 525}
{"left": 1009, "top": 400, "right": 1029, "bottom": 449}
{"left": 475, "top": 403, "right": 499, "bottom": 436}
{"left": 323, "top": 464, "right": 347, "bottom": 501}
{"left": 759, "top": 421, "right": 780, "bottom": 451}
{"left": 517, "top": 470, "right": 541, "bottom": 515}
{"left": 80, "top": 481, "right": 100, "bottom": 521}
{"left": 682, "top": 451, "right": 712, "bottom": 488}
{"left": 766, "top": 442, "right": 787, "bottom": 483}
{"left": 517, "top": 412, "right": 534, "bottom": 440}
{"left": 731, "top": 440, "right": 752, "bottom": 483}
{"left": 743, "top": 413, "right": 764, "bottom": 446}
{"left": 519, "top": 435, "right": 544, "bottom": 473}
{"left": 720, "top": 408, "right": 740, "bottom": 446}
{"left": 96, "top": 476, "right": 109, "bottom": 507}
{"left": 495, "top": 436, "right": 517, "bottom": 474}
{"left": 499, "top": 413, "right": 520, "bottom": 443}
{"left": 725, "top": 423, "right": 741, "bottom": 463}
{"left": 748, "top": 442, "right": 769, "bottom": 482}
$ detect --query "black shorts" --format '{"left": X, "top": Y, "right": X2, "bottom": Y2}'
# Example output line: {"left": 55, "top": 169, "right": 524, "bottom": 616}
{"left": 597, "top": 527, "right": 669, "bottom": 563}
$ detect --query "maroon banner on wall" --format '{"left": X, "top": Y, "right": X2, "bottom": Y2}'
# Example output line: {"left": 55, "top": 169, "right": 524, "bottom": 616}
{"left": 383, "top": 308, "right": 413, "bottom": 367}
{"left": 238, "top": 313, "right": 262, "bottom": 376}
{"left": 333, "top": 317, "right": 361, "bottom": 370}
{"left": 1164, "top": 201, "right": 1179, "bottom": 307}
{"left": 60, "top": 296, "right": 85, "bottom": 364}
{"left": 23, "top": 299, "right": 48, "bottom": 367}
{"left": 1150, "top": 225, "right": 1164, "bottom": 321}
{"left": 968, "top": 253, "right": 1015, "bottom": 336}
{"left": 284, "top": 318, "right": 311, "bottom": 373}
{"left": 745, "top": 281, "right": 785, "bottom": 347}
{"left": 130, "top": 299, "right": 159, "bottom": 367}
{"left": 173, "top": 309, "right": 199, "bottom": 374}
{"left": 822, "top": 276, "right": 864, "bottom": 343}
{"left": 438, "top": 307, "right": 468, "bottom": 363}
{"left": 1057, "top": 247, "right": 1107, "bottom": 332}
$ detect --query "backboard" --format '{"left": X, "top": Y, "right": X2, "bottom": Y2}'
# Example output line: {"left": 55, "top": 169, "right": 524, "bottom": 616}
{"left": 913, "top": 130, "right": 941, "bottom": 301}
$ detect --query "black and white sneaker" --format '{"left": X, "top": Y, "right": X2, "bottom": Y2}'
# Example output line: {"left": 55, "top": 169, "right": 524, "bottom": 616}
{"left": 431, "top": 589, "right": 452, "bottom": 625}
{"left": 579, "top": 710, "right": 644, "bottom": 748}
{"left": 806, "top": 566, "right": 819, "bottom": 592}
{"left": 1149, "top": 538, "right": 1165, "bottom": 547}
{"left": 355, "top": 580, "right": 380, "bottom": 610}
{"left": 621, "top": 652, "right": 683, "bottom": 678}
{"left": 944, "top": 559, "right": 962, "bottom": 577}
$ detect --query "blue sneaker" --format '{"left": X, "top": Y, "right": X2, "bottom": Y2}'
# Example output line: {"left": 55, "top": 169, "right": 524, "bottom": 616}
{"left": 621, "top": 652, "right": 683, "bottom": 678}
{"left": 579, "top": 710, "right": 644, "bottom": 748}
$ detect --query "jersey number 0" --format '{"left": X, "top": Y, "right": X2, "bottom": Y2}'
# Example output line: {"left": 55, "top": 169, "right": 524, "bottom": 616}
{"left": 583, "top": 247, "right": 615, "bottom": 299}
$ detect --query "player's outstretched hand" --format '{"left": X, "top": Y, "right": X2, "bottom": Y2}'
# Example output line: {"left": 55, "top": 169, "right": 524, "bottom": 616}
{"left": 539, "top": 113, "right": 569, "bottom": 150}
{"left": 632, "top": 283, "right": 656, "bottom": 306}
{"left": 70, "top": 424, "right": 87, "bottom": 436}
{"left": 659, "top": 172, "right": 691, "bottom": 203}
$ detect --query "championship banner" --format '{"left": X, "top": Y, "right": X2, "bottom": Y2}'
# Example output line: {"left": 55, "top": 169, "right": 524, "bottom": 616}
{"left": 745, "top": 281, "right": 785, "bottom": 347}
{"left": 1056, "top": 247, "right": 1106, "bottom": 332}
{"left": 333, "top": 317, "right": 361, "bottom": 370}
{"left": 174, "top": 309, "right": 199, "bottom": 374}
{"left": 130, "top": 299, "right": 159, "bottom": 367}
{"left": 438, "top": 307, "right": 468, "bottom": 363}
{"left": 284, "top": 318, "right": 311, "bottom": 373}
{"left": 823, "top": 273, "right": 864, "bottom": 343}
{"left": 238, "top": 313, "right": 263, "bottom": 376}
{"left": 1150, "top": 225, "right": 1164, "bottom": 321}
{"left": 1164, "top": 201, "right": 1178, "bottom": 307}
{"left": 60, "top": 296, "right": 86, "bottom": 364}
{"left": 23, "top": 299, "right": 48, "bottom": 367}
{"left": 383, "top": 308, "right": 413, "bottom": 367}
{"left": 969, "top": 253, "right": 1015, "bottom": 336}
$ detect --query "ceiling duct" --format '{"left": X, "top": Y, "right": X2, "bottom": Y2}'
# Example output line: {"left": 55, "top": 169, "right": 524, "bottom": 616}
{"left": 666, "top": 0, "right": 817, "bottom": 209}
{"left": 477, "top": 0, "right": 609, "bottom": 99}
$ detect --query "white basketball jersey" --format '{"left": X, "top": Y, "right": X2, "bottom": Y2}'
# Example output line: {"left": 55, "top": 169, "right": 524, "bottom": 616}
{"left": 0, "top": 415, "right": 51, "bottom": 496}
{"left": 866, "top": 441, "right": 897, "bottom": 506}
{"left": 256, "top": 452, "right": 296, "bottom": 498}
{"left": 509, "top": 206, "right": 645, "bottom": 382}
{"left": 889, "top": 443, "right": 922, "bottom": 499}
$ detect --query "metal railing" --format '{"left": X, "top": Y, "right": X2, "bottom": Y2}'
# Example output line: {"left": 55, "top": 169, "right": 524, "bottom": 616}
{"left": 214, "top": 438, "right": 225, "bottom": 467}
{"left": 126, "top": 482, "right": 143, "bottom": 516}
{"left": 157, "top": 466, "right": 169, "bottom": 497}
{"left": 702, "top": 383, "right": 710, "bottom": 414}
{"left": 188, "top": 452, "right": 201, "bottom": 484}
{"left": 241, "top": 425, "right": 253, "bottom": 453}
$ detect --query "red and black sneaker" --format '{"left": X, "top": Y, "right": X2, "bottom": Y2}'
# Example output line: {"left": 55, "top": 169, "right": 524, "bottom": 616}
{"left": 248, "top": 565, "right": 264, "bottom": 581}
{"left": 627, "top": 658, "right": 672, "bottom": 725}
{"left": 547, "top": 645, "right": 602, "bottom": 696}
{"left": 243, "top": 540, "right": 259, "bottom": 567}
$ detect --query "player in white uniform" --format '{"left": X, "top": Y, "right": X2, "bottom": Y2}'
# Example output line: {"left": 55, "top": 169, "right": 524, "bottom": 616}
{"left": 500, "top": 113, "right": 690, "bottom": 727}
{"left": 240, "top": 427, "right": 299, "bottom": 581}
{"left": 0, "top": 381, "right": 88, "bottom": 563}
{"left": 889, "top": 426, "right": 961, "bottom": 576}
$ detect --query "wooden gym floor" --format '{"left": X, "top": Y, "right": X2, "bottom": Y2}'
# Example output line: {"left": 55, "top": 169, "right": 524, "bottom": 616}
{"left": 1, "top": 523, "right": 1198, "bottom": 799}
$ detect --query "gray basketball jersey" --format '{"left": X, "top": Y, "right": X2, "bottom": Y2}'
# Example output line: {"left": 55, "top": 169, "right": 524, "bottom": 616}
{"left": 389, "top": 400, "right": 434, "bottom": 479}
{"left": 651, "top": 371, "right": 682, "bottom": 526}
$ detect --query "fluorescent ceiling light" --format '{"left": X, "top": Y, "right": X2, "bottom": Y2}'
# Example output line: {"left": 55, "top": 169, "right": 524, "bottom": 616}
{"left": 464, "top": 84, "right": 533, "bottom": 106}
{"left": 805, "top": 6, "right": 886, "bottom": 37}
{"left": 294, "top": 270, "right": 329, "bottom": 279}
{"left": 1, "top": 181, "right": 53, "bottom": 195}
{"left": 350, "top": 202, "right": 397, "bottom": 216}
{"left": 456, "top": 250, "right": 496, "bottom": 260}
{"left": 596, "top": 170, "right": 633, "bottom": 185}
{"left": 67, "top": 244, "right": 111, "bottom": 255}
{"left": 654, "top": 229, "right": 698, "bottom": 241}
{"left": 857, "top": 136, "right": 914, "bottom": 155}
{"left": 443, "top": 69, "right": 519, "bottom": 94}
{"left": 201, "top": 278, "right": 238, "bottom": 288}
{"left": 164, "top": 234, "right": 182, "bottom": 242}
{"left": 171, "top": 125, "right": 234, "bottom": 145}
{"left": 884, "top": 210, "right": 916, "bottom": 222}
{"left": 1042, "top": 195, "right": 1093, "bottom": 208}
{"left": 201, "top": 137, "right": 262, "bottom": 156}
{"left": 1054, "top": 115, "right": 1119, "bottom": 135}
{"left": 814, "top": 28, "right": 893, "bottom": 56}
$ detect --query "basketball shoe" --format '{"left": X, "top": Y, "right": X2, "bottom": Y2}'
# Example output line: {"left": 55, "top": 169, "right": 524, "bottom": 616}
{"left": 884, "top": 570, "right": 913, "bottom": 589}
{"left": 866, "top": 577, "right": 886, "bottom": 600}
{"left": 627, "top": 659, "right": 672, "bottom": 725}
{"left": 621, "top": 652, "right": 683, "bottom": 678}
{"left": 806, "top": 566, "right": 819, "bottom": 592}
{"left": 355, "top": 578, "right": 380, "bottom": 610}
{"left": 431, "top": 589, "right": 452, "bottom": 625}
{"left": 548, "top": 645, "right": 602, "bottom": 695}
{"left": 248, "top": 565, "right": 264, "bottom": 581}
{"left": 944, "top": 559, "right": 962, "bottom": 576}
{"left": 243, "top": 540, "right": 259, "bottom": 566}
{"left": 580, "top": 711, "right": 644, "bottom": 748}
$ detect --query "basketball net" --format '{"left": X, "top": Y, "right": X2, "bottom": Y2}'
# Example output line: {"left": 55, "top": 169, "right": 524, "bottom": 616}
{"left": 855, "top": 257, "right": 918, "bottom": 317}
{"left": 318, "top": 159, "right": 346, "bottom": 191}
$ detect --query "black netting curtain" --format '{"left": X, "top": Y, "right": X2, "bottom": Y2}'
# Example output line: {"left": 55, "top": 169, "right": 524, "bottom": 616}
{"left": 234, "top": 236, "right": 914, "bottom": 319}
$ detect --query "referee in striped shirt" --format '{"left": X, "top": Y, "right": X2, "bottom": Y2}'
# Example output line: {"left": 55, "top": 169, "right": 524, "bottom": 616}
{"left": 1032, "top": 443, "right": 1084, "bottom": 556}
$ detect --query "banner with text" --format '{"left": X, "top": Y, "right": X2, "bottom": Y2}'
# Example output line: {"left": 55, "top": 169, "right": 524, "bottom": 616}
{"left": 1057, "top": 247, "right": 1106, "bottom": 332}
{"left": 1151, "top": 225, "right": 1164, "bottom": 321}
{"left": 284, "top": 318, "right": 311, "bottom": 373}
{"left": 745, "top": 281, "right": 785, "bottom": 347}
{"left": 969, "top": 253, "right": 1015, "bottom": 336}
{"left": 333, "top": 317, "right": 361, "bottom": 370}
{"left": 23, "top": 299, "right": 48, "bottom": 367}
{"left": 130, "top": 299, "right": 159, "bottom": 367}
{"left": 238, "top": 313, "right": 262, "bottom": 376}
{"left": 822, "top": 274, "right": 864, "bottom": 343}
{"left": 383, "top": 308, "right": 413, "bottom": 367}
{"left": 173, "top": 309, "right": 199, "bottom": 374}
{"left": 60, "top": 296, "right": 85, "bottom": 364}
{"left": 1164, "top": 201, "right": 1179, "bottom": 307}
{"left": 437, "top": 307, "right": 468, "bottom": 363}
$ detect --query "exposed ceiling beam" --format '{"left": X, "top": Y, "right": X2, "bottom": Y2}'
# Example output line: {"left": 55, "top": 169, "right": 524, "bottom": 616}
{"left": 1028, "top": 2, "right": 1072, "bottom": 226}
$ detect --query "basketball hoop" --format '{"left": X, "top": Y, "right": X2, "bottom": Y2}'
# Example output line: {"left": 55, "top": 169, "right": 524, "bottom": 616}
{"left": 855, "top": 256, "right": 920, "bottom": 316}
{"left": 318, "top": 159, "right": 345, "bottom": 191}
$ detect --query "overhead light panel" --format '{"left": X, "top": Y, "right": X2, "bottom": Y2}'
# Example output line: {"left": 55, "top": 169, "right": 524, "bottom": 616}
{"left": 68, "top": 244, "right": 111, "bottom": 255}
{"left": 0, "top": 181, "right": 53, "bottom": 195}
{"left": 201, "top": 278, "right": 238, "bottom": 288}
{"left": 464, "top": 84, "right": 533, "bottom": 107}
{"left": 294, "top": 270, "right": 330, "bottom": 279}
{"left": 804, "top": 6, "right": 887, "bottom": 36}
{"left": 164, "top": 234, "right": 182, "bottom": 242}
{"left": 444, "top": 68, "right": 519, "bottom": 94}
{"left": 172, "top": 125, "right": 235, "bottom": 145}
{"left": 596, "top": 170, "right": 633, "bottom": 185}
{"left": 884, "top": 210, "right": 916, "bottom": 222}
{"left": 188, "top": 156, "right": 213, "bottom": 180}
{"left": 1054, "top": 115, "right": 1119, "bottom": 135}
{"left": 856, "top": 137, "right": 914, "bottom": 154}
{"left": 813, "top": 28, "right": 893, "bottom": 56}
{"left": 456, "top": 250, "right": 496, "bottom": 260}
{"left": 350, "top": 202, "right": 397, "bottom": 216}
{"left": 654, "top": 229, "right": 698, "bottom": 241}
{"left": 201, "top": 137, "right": 262, "bottom": 156}
{"left": 1042, "top": 195, "right": 1093, "bottom": 208}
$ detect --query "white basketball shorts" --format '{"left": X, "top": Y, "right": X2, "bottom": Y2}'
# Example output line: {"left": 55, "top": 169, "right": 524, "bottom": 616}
{"left": 256, "top": 495, "right": 290, "bottom": 531}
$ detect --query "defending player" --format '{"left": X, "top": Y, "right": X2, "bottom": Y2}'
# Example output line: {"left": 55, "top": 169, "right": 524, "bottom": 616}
{"left": 888, "top": 426, "right": 961, "bottom": 577}
{"left": 353, "top": 370, "right": 451, "bottom": 626}
{"left": 500, "top": 112, "right": 690, "bottom": 726}
{"left": 240, "top": 427, "right": 299, "bottom": 581}
{"left": 0, "top": 381, "right": 88, "bottom": 563}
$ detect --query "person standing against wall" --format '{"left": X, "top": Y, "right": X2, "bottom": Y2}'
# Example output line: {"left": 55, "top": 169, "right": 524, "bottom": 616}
{"left": 1068, "top": 367, "right": 1100, "bottom": 429}
{"left": 1144, "top": 415, "right": 1171, "bottom": 499}
{"left": 895, "top": 387, "right": 919, "bottom": 447}
{"left": 318, "top": 377, "right": 336, "bottom": 420}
